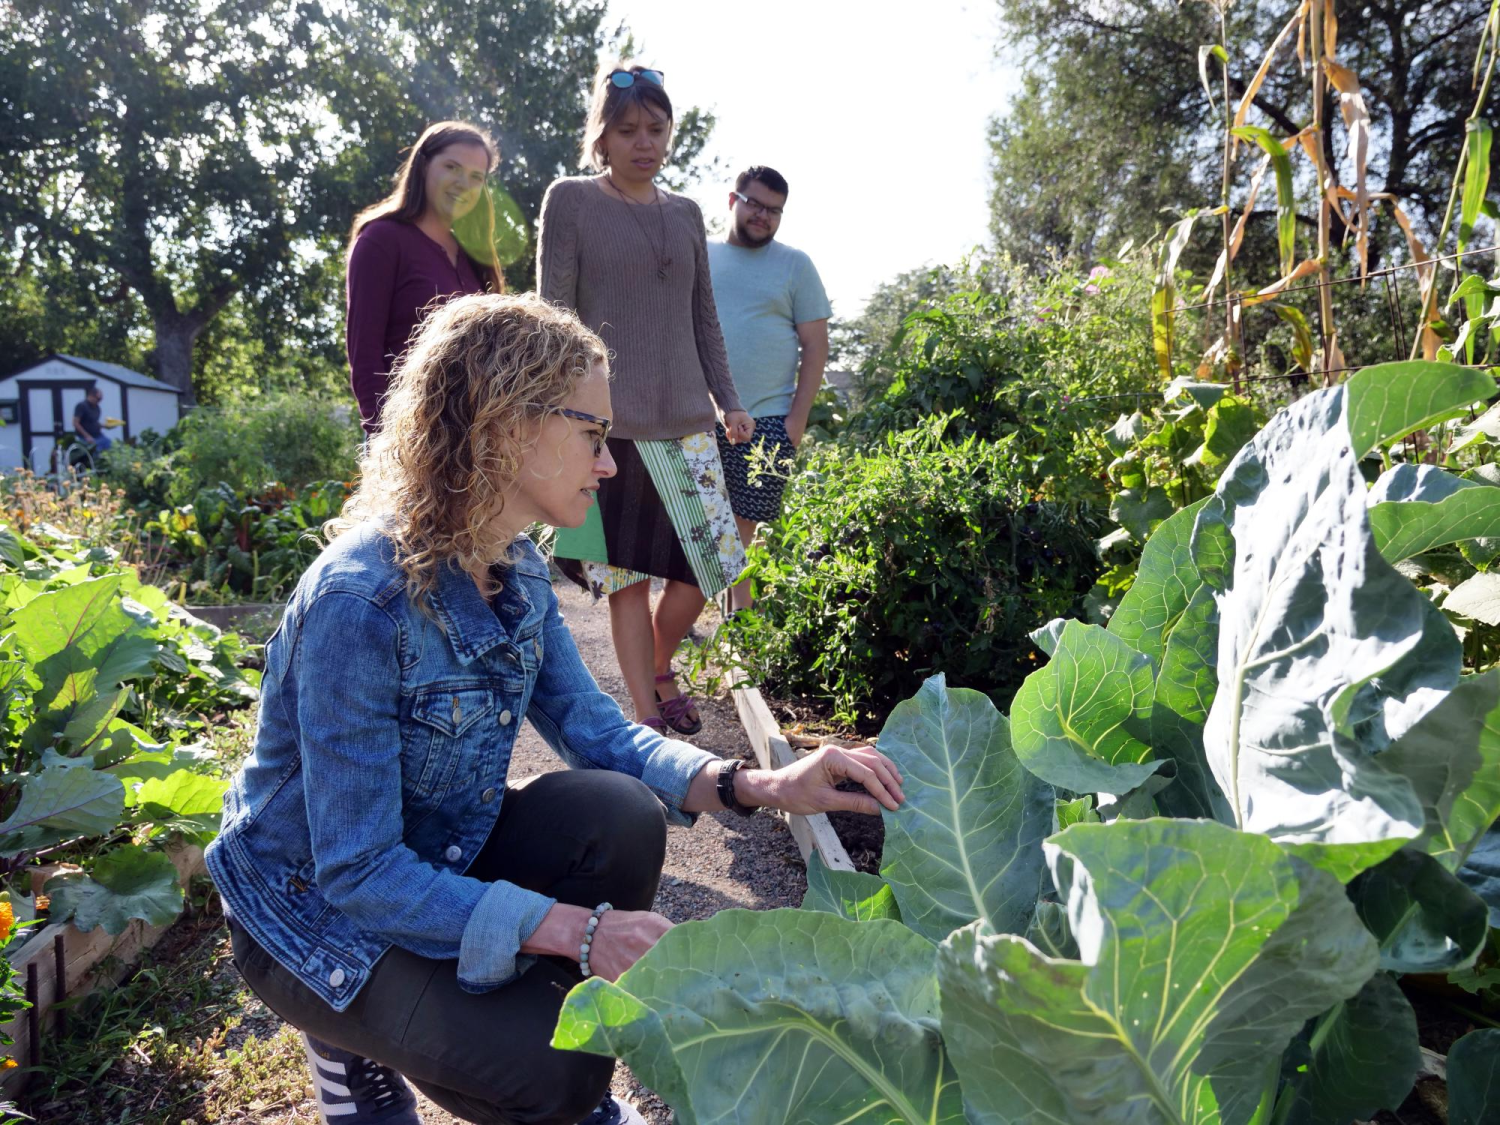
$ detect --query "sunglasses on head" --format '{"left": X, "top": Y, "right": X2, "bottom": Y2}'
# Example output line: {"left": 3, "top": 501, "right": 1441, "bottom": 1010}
{"left": 609, "top": 68, "right": 665, "bottom": 89}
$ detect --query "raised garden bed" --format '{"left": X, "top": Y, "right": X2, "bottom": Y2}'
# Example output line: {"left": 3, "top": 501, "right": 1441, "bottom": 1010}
{"left": 0, "top": 839, "right": 206, "bottom": 1096}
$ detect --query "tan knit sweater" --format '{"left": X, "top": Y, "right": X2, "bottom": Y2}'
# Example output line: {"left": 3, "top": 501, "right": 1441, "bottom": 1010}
{"left": 536, "top": 176, "right": 744, "bottom": 440}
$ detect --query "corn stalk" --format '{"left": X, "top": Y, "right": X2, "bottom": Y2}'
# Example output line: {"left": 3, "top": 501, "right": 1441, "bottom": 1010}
{"left": 1409, "top": 0, "right": 1500, "bottom": 361}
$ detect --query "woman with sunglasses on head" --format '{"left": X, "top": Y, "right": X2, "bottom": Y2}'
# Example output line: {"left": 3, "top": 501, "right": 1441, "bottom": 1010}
{"left": 346, "top": 120, "right": 506, "bottom": 435}
{"left": 205, "top": 293, "right": 904, "bottom": 1125}
{"left": 537, "top": 61, "right": 752, "bottom": 740}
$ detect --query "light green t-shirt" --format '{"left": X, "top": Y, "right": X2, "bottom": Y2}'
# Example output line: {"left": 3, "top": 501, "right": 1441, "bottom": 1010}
{"left": 706, "top": 239, "right": 831, "bottom": 419}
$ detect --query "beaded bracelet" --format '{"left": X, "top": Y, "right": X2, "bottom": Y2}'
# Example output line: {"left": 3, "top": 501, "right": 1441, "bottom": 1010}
{"left": 579, "top": 901, "right": 613, "bottom": 978}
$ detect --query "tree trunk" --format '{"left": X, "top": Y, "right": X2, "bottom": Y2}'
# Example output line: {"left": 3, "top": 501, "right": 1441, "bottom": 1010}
{"left": 147, "top": 312, "right": 203, "bottom": 407}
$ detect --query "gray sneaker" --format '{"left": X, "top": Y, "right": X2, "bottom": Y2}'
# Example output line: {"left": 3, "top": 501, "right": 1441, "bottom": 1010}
{"left": 302, "top": 1031, "right": 421, "bottom": 1124}
{"left": 580, "top": 1095, "right": 649, "bottom": 1124}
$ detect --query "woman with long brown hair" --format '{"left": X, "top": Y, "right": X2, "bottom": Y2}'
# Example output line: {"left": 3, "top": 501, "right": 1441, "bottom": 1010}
{"left": 204, "top": 292, "right": 902, "bottom": 1125}
{"left": 538, "top": 62, "right": 752, "bottom": 739}
{"left": 345, "top": 120, "right": 506, "bottom": 433}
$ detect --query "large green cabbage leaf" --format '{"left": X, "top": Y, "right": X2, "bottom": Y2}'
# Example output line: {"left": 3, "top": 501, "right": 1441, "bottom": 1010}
{"left": 937, "top": 819, "right": 1378, "bottom": 1125}
{"left": 553, "top": 908, "right": 963, "bottom": 1125}
{"left": 1192, "top": 384, "right": 1459, "bottom": 878}
{"left": 1010, "top": 621, "right": 1164, "bottom": 796}
{"left": 1367, "top": 463, "right": 1500, "bottom": 562}
{"left": 877, "top": 675, "right": 1053, "bottom": 941}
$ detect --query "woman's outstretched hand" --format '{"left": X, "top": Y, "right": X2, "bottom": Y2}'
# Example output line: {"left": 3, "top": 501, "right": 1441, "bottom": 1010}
{"left": 756, "top": 744, "right": 905, "bottom": 816}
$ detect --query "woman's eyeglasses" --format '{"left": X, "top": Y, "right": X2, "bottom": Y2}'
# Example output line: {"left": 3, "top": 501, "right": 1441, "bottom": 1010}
{"left": 559, "top": 408, "right": 612, "bottom": 456}
{"left": 733, "top": 190, "right": 783, "bottom": 218}
{"left": 609, "top": 68, "right": 665, "bottom": 89}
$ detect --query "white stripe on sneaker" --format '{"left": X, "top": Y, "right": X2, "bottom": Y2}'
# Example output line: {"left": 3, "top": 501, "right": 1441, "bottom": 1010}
{"left": 316, "top": 1077, "right": 352, "bottom": 1098}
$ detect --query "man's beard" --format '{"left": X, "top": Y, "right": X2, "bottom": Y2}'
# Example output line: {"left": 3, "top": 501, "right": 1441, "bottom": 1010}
{"left": 734, "top": 217, "right": 775, "bottom": 248}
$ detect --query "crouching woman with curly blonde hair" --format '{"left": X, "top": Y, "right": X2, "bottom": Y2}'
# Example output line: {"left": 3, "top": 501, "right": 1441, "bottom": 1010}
{"left": 204, "top": 293, "right": 903, "bottom": 1125}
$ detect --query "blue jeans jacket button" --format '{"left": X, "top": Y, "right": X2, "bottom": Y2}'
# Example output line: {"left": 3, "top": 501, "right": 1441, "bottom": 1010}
{"left": 481, "top": 787, "right": 498, "bottom": 803}
{"left": 499, "top": 709, "right": 513, "bottom": 725}
{"left": 445, "top": 844, "right": 462, "bottom": 862}
{"left": 328, "top": 967, "right": 346, "bottom": 988}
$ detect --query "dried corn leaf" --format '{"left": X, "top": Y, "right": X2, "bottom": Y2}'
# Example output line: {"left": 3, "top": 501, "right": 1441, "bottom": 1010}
{"left": 1234, "top": 0, "right": 1309, "bottom": 154}
{"left": 1239, "top": 258, "right": 1322, "bottom": 307}
{"left": 1206, "top": 154, "right": 1272, "bottom": 299}
{"left": 1152, "top": 214, "right": 1202, "bottom": 378}
{"left": 1325, "top": 1, "right": 1339, "bottom": 60}
{"left": 1375, "top": 193, "right": 1443, "bottom": 359}
{"left": 1325, "top": 58, "right": 1372, "bottom": 279}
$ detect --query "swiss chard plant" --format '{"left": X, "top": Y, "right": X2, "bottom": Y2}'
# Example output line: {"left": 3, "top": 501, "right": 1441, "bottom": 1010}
{"left": 144, "top": 479, "right": 348, "bottom": 604}
{"left": 0, "top": 522, "right": 258, "bottom": 940}
{"left": 553, "top": 360, "right": 1500, "bottom": 1124}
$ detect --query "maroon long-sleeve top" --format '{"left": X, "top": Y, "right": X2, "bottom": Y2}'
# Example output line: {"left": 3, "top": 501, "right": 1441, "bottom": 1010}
{"left": 345, "top": 217, "right": 486, "bottom": 433}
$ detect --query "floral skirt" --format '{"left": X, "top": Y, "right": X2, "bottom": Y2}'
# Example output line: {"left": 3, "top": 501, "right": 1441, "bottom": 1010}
{"left": 552, "top": 431, "right": 747, "bottom": 599}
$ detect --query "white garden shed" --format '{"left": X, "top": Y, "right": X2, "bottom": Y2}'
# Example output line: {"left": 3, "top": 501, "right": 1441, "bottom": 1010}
{"left": 0, "top": 354, "right": 184, "bottom": 472}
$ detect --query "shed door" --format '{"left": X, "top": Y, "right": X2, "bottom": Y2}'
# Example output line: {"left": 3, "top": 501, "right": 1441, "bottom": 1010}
{"left": 21, "top": 381, "right": 93, "bottom": 472}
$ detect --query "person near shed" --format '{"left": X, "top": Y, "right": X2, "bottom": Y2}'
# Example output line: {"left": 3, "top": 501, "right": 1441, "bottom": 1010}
{"left": 345, "top": 120, "right": 507, "bottom": 434}
{"left": 72, "top": 386, "right": 112, "bottom": 452}
{"left": 205, "top": 292, "right": 903, "bottom": 1125}
{"left": 707, "top": 165, "right": 831, "bottom": 612}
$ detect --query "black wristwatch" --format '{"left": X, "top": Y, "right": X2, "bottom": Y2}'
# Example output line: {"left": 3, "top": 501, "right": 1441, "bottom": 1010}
{"left": 716, "top": 757, "right": 756, "bottom": 817}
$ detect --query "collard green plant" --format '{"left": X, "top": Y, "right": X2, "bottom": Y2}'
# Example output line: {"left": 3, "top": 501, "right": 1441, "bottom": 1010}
{"left": 554, "top": 909, "right": 963, "bottom": 1125}
{"left": 871, "top": 675, "right": 1051, "bottom": 941}
{"left": 1448, "top": 1028, "right": 1500, "bottom": 1125}
{"left": 939, "top": 820, "right": 1378, "bottom": 1125}
{"left": 555, "top": 358, "right": 1499, "bottom": 1124}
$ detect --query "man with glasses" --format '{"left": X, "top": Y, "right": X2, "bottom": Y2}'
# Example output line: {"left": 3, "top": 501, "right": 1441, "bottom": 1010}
{"left": 708, "top": 165, "right": 831, "bottom": 612}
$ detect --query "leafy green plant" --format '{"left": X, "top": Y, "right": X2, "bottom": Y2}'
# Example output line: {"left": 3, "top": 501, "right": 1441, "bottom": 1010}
{"left": 553, "top": 359, "right": 1498, "bottom": 1124}
{"left": 851, "top": 255, "right": 1165, "bottom": 509}
{"left": 145, "top": 479, "right": 349, "bottom": 603}
{"left": 721, "top": 418, "right": 1101, "bottom": 724}
{"left": 0, "top": 522, "right": 258, "bottom": 938}
{"left": 117, "top": 393, "right": 360, "bottom": 509}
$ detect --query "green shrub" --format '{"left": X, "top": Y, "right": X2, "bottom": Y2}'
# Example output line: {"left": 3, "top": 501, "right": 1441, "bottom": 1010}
{"left": 724, "top": 419, "right": 1102, "bottom": 725}
{"left": 105, "top": 393, "right": 360, "bottom": 507}
{"left": 849, "top": 255, "right": 1173, "bottom": 511}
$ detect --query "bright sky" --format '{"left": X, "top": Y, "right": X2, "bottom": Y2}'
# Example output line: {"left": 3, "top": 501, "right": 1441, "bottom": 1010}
{"left": 611, "top": 0, "right": 1020, "bottom": 319}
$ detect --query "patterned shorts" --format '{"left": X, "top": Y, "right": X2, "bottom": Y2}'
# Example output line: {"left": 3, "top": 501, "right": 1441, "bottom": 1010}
{"left": 716, "top": 415, "right": 797, "bottom": 523}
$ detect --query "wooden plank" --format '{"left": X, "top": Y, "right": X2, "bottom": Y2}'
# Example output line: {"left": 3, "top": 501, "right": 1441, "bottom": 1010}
{"left": 730, "top": 680, "right": 856, "bottom": 872}
{"left": 0, "top": 842, "right": 205, "bottom": 1094}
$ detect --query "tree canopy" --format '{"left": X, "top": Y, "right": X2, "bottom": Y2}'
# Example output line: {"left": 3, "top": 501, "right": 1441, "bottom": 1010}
{"left": 0, "top": 0, "right": 713, "bottom": 401}
{"left": 988, "top": 0, "right": 1494, "bottom": 272}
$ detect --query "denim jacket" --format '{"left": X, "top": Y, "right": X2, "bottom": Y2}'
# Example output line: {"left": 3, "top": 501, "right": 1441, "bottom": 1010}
{"left": 204, "top": 523, "right": 716, "bottom": 1012}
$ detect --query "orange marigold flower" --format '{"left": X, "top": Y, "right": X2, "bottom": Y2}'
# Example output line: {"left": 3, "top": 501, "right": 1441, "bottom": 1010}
{"left": 0, "top": 901, "right": 14, "bottom": 935}
{"left": 3, "top": 1057, "right": 17, "bottom": 1068}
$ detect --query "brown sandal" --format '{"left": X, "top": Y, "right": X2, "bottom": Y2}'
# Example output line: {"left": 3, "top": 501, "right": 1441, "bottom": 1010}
{"left": 654, "top": 671, "right": 702, "bottom": 736}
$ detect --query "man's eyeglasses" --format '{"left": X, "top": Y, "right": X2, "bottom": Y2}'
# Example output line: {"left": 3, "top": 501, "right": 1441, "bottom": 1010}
{"left": 559, "top": 408, "right": 612, "bottom": 456}
{"left": 733, "top": 190, "right": 783, "bottom": 218}
{"left": 609, "top": 68, "right": 665, "bottom": 89}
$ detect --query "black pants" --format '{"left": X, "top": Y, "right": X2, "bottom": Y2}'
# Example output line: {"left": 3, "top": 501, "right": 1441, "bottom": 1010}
{"left": 228, "top": 770, "right": 669, "bottom": 1125}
